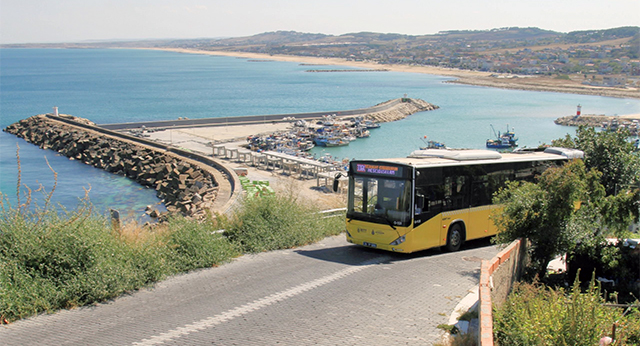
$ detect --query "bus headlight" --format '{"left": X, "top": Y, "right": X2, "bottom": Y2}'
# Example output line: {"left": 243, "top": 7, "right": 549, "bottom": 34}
{"left": 390, "top": 235, "right": 405, "bottom": 245}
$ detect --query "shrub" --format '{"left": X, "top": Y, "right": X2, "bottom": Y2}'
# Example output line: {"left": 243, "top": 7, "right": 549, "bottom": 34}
{"left": 494, "top": 277, "right": 640, "bottom": 346}
{"left": 1, "top": 147, "right": 345, "bottom": 322}
{"left": 0, "top": 191, "right": 345, "bottom": 322}
{"left": 0, "top": 200, "right": 239, "bottom": 322}
{"left": 161, "top": 215, "right": 240, "bottom": 273}
{"left": 0, "top": 202, "right": 158, "bottom": 320}
{"left": 221, "top": 194, "right": 344, "bottom": 253}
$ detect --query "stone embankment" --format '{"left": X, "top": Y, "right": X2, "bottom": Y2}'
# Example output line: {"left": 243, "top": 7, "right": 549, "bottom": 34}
{"left": 4, "top": 115, "right": 221, "bottom": 220}
{"left": 3, "top": 98, "right": 436, "bottom": 219}
{"left": 554, "top": 114, "right": 636, "bottom": 128}
{"left": 363, "top": 98, "right": 439, "bottom": 123}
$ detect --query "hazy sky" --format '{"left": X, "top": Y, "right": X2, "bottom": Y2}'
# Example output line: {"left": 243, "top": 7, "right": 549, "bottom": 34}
{"left": 1, "top": 0, "right": 638, "bottom": 44}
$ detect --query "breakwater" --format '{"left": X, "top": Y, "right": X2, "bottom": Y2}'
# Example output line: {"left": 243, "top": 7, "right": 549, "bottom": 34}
{"left": 554, "top": 114, "right": 639, "bottom": 135}
{"left": 3, "top": 115, "right": 239, "bottom": 220}
{"left": 99, "top": 98, "right": 438, "bottom": 131}
{"left": 3, "top": 98, "right": 437, "bottom": 219}
{"left": 554, "top": 114, "right": 614, "bottom": 127}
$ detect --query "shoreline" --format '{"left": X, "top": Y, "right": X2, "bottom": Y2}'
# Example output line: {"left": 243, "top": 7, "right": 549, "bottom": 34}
{"left": 144, "top": 47, "right": 639, "bottom": 100}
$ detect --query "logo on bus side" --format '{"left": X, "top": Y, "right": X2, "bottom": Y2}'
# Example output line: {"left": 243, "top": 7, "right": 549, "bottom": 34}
{"left": 357, "top": 228, "right": 368, "bottom": 233}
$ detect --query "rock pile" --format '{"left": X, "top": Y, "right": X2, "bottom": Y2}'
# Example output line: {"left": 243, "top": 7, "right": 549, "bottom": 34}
{"left": 4, "top": 115, "right": 219, "bottom": 219}
{"left": 364, "top": 99, "right": 439, "bottom": 123}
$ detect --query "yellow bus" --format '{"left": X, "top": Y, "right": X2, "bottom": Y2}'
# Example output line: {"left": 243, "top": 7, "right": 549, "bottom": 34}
{"left": 345, "top": 147, "right": 584, "bottom": 253}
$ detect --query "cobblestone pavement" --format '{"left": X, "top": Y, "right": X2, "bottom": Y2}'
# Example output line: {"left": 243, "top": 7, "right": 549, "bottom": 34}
{"left": 1, "top": 236, "right": 499, "bottom": 346}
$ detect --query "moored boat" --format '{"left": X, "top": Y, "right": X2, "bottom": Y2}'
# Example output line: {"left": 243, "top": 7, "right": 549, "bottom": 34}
{"left": 486, "top": 124, "right": 518, "bottom": 149}
{"left": 326, "top": 138, "right": 349, "bottom": 147}
{"left": 419, "top": 135, "right": 446, "bottom": 149}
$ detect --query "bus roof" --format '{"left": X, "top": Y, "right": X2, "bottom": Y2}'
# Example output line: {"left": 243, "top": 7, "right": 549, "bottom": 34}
{"left": 359, "top": 147, "right": 584, "bottom": 169}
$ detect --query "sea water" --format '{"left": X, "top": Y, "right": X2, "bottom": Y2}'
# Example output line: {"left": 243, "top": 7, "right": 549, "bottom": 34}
{"left": 1, "top": 48, "right": 638, "bottom": 217}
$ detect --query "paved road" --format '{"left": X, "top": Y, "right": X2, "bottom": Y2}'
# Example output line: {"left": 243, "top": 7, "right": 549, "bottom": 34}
{"left": 1, "top": 235, "right": 499, "bottom": 346}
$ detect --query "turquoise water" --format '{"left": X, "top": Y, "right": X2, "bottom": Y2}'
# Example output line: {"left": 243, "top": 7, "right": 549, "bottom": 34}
{"left": 1, "top": 48, "right": 639, "bottom": 216}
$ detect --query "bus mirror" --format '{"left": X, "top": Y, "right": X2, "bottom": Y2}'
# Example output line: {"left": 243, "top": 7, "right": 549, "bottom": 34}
{"left": 332, "top": 173, "right": 343, "bottom": 192}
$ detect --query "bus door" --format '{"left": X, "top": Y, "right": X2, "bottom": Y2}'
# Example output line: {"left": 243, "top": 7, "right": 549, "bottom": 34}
{"left": 413, "top": 167, "right": 445, "bottom": 249}
{"left": 469, "top": 172, "right": 493, "bottom": 239}
{"left": 440, "top": 168, "right": 470, "bottom": 245}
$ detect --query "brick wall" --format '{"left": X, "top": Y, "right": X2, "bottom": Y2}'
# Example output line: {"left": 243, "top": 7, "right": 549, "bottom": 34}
{"left": 478, "top": 239, "right": 529, "bottom": 346}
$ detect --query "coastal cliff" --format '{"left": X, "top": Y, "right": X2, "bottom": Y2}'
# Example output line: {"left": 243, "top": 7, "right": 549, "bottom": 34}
{"left": 4, "top": 115, "right": 221, "bottom": 220}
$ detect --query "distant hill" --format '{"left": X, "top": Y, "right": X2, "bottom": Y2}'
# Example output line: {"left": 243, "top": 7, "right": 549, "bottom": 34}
{"left": 202, "top": 27, "right": 565, "bottom": 48}
{"left": 564, "top": 26, "right": 640, "bottom": 43}
{"left": 4, "top": 26, "right": 637, "bottom": 77}
{"left": 219, "top": 31, "right": 329, "bottom": 45}
{"left": 435, "top": 27, "right": 560, "bottom": 41}
{"left": 5, "top": 26, "right": 637, "bottom": 52}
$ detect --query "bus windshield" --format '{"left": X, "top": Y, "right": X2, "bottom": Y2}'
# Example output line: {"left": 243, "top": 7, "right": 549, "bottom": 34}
{"left": 347, "top": 175, "right": 412, "bottom": 227}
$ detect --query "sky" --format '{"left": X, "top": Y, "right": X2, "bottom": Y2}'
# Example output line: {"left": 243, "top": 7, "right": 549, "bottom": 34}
{"left": 1, "top": 0, "right": 639, "bottom": 44}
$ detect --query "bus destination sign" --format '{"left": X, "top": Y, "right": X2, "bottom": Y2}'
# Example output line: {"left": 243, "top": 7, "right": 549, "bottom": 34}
{"left": 355, "top": 163, "right": 403, "bottom": 177}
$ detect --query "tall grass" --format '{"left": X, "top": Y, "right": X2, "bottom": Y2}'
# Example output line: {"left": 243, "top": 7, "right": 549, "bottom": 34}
{"left": 0, "top": 196, "right": 243, "bottom": 322}
{"left": 493, "top": 277, "right": 640, "bottom": 346}
{"left": 220, "top": 193, "right": 345, "bottom": 253}
{"left": 1, "top": 148, "right": 345, "bottom": 322}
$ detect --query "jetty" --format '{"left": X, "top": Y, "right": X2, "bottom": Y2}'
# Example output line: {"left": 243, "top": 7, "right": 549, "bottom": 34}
{"left": 554, "top": 114, "right": 639, "bottom": 135}
{"left": 3, "top": 98, "right": 438, "bottom": 219}
{"left": 4, "top": 114, "right": 240, "bottom": 220}
{"left": 100, "top": 98, "right": 437, "bottom": 132}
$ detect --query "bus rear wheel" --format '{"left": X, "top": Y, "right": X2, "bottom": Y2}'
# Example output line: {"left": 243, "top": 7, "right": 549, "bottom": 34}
{"left": 445, "top": 224, "right": 464, "bottom": 252}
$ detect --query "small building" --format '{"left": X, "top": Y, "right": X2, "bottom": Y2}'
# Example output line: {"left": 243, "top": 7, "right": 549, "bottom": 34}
{"left": 602, "top": 75, "right": 627, "bottom": 86}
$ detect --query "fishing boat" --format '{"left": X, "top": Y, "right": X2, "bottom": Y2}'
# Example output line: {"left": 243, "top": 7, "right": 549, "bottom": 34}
{"left": 313, "top": 135, "right": 329, "bottom": 147}
{"left": 355, "top": 128, "right": 370, "bottom": 138}
{"left": 419, "top": 135, "right": 446, "bottom": 149}
{"left": 364, "top": 120, "right": 381, "bottom": 129}
{"left": 486, "top": 124, "right": 518, "bottom": 149}
{"left": 326, "top": 137, "right": 349, "bottom": 147}
{"left": 297, "top": 140, "right": 315, "bottom": 151}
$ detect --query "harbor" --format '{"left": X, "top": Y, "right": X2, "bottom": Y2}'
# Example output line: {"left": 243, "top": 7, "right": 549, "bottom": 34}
{"left": 114, "top": 97, "right": 438, "bottom": 183}
{"left": 3, "top": 98, "right": 440, "bottom": 217}
{"left": 554, "top": 104, "right": 640, "bottom": 135}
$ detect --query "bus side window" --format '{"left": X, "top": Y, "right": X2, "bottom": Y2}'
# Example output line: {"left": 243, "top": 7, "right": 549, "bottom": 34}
{"left": 444, "top": 177, "right": 452, "bottom": 208}
{"left": 415, "top": 190, "right": 427, "bottom": 214}
{"left": 471, "top": 175, "right": 490, "bottom": 207}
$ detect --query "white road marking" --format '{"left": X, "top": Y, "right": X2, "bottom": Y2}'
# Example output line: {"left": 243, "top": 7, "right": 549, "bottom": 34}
{"left": 132, "top": 256, "right": 389, "bottom": 345}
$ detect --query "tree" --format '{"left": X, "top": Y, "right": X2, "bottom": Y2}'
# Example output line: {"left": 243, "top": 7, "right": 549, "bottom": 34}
{"left": 493, "top": 158, "right": 639, "bottom": 279}
{"left": 552, "top": 126, "right": 640, "bottom": 195}
{"left": 492, "top": 160, "right": 600, "bottom": 278}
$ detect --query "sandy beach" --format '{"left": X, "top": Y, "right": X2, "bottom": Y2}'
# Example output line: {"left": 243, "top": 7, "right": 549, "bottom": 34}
{"left": 146, "top": 47, "right": 640, "bottom": 100}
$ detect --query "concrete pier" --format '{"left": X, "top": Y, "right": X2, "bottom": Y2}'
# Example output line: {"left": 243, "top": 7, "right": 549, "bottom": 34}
{"left": 99, "top": 98, "right": 438, "bottom": 131}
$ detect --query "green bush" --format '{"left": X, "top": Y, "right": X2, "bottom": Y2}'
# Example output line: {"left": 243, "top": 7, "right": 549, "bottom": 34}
{"left": 0, "top": 204, "right": 156, "bottom": 319}
{"left": 0, "top": 202, "right": 239, "bottom": 322}
{"left": 494, "top": 277, "right": 640, "bottom": 346}
{"left": 1, "top": 148, "right": 345, "bottom": 322}
{"left": 162, "top": 216, "right": 240, "bottom": 273}
{"left": 221, "top": 194, "right": 344, "bottom": 253}
{"left": 0, "top": 191, "right": 345, "bottom": 322}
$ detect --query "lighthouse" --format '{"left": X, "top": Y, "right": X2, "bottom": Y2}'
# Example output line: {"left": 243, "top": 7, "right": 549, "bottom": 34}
{"left": 576, "top": 104, "right": 581, "bottom": 117}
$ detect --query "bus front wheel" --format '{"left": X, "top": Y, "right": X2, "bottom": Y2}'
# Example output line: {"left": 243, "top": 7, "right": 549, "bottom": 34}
{"left": 445, "top": 224, "right": 464, "bottom": 252}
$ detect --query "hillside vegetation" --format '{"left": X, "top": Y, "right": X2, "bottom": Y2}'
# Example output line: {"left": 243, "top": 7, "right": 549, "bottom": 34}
{"left": 5, "top": 26, "right": 638, "bottom": 78}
